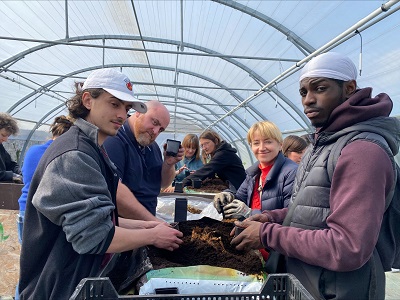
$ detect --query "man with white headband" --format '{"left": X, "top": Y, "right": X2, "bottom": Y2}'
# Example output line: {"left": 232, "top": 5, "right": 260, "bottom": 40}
{"left": 231, "top": 52, "right": 400, "bottom": 299}
{"left": 19, "top": 69, "right": 183, "bottom": 299}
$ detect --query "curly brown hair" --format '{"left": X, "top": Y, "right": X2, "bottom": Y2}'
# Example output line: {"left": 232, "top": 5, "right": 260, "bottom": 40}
{"left": 65, "top": 82, "right": 104, "bottom": 119}
{"left": 0, "top": 113, "right": 19, "bottom": 135}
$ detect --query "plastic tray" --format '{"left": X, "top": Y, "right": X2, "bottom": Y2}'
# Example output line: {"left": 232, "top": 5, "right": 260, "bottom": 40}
{"left": 70, "top": 273, "right": 314, "bottom": 300}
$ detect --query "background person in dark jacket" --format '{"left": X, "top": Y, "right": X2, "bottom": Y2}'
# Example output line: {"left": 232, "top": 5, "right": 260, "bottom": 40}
{"left": 182, "top": 129, "right": 246, "bottom": 191}
{"left": 213, "top": 121, "right": 298, "bottom": 219}
{"left": 231, "top": 52, "right": 399, "bottom": 299}
{"left": 0, "top": 112, "right": 22, "bottom": 183}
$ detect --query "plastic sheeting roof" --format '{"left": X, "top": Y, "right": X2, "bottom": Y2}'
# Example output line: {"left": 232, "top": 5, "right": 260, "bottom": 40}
{"left": 1, "top": 0, "right": 399, "bottom": 166}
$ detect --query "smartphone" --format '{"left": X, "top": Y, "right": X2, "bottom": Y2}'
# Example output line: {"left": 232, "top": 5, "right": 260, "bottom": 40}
{"left": 166, "top": 139, "right": 181, "bottom": 157}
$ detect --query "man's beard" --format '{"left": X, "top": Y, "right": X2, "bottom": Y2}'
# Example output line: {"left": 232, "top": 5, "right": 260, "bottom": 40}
{"left": 136, "top": 131, "right": 154, "bottom": 146}
{"left": 133, "top": 119, "right": 155, "bottom": 146}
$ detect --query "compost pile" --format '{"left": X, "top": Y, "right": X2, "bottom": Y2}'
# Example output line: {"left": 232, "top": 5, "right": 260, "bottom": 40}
{"left": 147, "top": 218, "right": 263, "bottom": 275}
{"left": 191, "top": 178, "right": 229, "bottom": 193}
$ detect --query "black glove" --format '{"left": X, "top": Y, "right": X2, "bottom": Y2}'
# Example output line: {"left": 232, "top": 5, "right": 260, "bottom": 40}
{"left": 213, "top": 192, "right": 235, "bottom": 213}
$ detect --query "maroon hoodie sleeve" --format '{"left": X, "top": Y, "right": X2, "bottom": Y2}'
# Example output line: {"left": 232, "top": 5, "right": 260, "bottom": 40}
{"left": 259, "top": 140, "right": 394, "bottom": 272}
{"left": 263, "top": 207, "right": 288, "bottom": 224}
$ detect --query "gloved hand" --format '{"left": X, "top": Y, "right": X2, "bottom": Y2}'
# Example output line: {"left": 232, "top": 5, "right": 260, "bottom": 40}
{"left": 223, "top": 200, "right": 251, "bottom": 219}
{"left": 213, "top": 192, "right": 235, "bottom": 213}
{"left": 13, "top": 173, "right": 23, "bottom": 184}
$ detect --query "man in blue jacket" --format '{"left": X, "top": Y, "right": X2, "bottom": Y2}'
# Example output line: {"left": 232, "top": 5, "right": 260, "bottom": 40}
{"left": 104, "top": 100, "right": 184, "bottom": 218}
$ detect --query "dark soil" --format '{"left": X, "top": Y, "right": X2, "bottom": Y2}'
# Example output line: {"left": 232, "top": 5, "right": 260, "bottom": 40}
{"left": 191, "top": 178, "right": 229, "bottom": 193}
{"left": 147, "top": 217, "right": 263, "bottom": 275}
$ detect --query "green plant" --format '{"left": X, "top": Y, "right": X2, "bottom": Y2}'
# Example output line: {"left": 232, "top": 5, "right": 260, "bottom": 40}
{"left": 0, "top": 222, "right": 9, "bottom": 242}
{"left": 11, "top": 141, "right": 22, "bottom": 162}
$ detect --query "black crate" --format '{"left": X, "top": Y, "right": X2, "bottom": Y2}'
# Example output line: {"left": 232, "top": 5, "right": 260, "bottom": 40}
{"left": 70, "top": 273, "right": 314, "bottom": 300}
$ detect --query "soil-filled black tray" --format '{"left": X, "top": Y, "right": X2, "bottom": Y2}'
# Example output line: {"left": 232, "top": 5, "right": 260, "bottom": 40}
{"left": 186, "top": 178, "right": 229, "bottom": 193}
{"left": 147, "top": 217, "right": 264, "bottom": 275}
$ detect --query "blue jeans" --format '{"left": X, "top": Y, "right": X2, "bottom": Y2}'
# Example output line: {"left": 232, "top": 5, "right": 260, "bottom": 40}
{"left": 17, "top": 211, "right": 24, "bottom": 244}
{"left": 15, "top": 283, "right": 19, "bottom": 300}
{"left": 15, "top": 210, "right": 24, "bottom": 300}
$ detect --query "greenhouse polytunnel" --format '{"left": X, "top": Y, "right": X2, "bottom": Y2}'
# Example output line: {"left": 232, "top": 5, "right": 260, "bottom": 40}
{"left": 1, "top": 1, "right": 400, "bottom": 299}
{"left": 0, "top": 0, "right": 399, "bottom": 167}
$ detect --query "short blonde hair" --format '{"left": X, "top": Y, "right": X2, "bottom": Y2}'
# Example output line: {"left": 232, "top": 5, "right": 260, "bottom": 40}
{"left": 181, "top": 134, "right": 201, "bottom": 160}
{"left": 247, "top": 121, "right": 283, "bottom": 145}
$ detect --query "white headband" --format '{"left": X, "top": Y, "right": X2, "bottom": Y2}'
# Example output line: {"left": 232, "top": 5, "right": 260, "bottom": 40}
{"left": 299, "top": 52, "right": 357, "bottom": 82}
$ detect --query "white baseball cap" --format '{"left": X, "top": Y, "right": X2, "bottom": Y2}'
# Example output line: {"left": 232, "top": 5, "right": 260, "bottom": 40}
{"left": 82, "top": 68, "right": 147, "bottom": 113}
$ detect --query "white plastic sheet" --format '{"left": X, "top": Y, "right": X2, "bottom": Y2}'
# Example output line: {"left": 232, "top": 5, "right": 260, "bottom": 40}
{"left": 139, "top": 278, "right": 263, "bottom": 294}
{"left": 156, "top": 195, "right": 222, "bottom": 223}
{"left": 139, "top": 265, "right": 263, "bottom": 295}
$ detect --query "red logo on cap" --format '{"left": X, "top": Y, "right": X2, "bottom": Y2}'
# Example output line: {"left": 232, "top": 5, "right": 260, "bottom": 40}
{"left": 126, "top": 81, "right": 133, "bottom": 91}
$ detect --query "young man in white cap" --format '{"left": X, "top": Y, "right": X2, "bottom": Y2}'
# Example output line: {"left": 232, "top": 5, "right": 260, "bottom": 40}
{"left": 18, "top": 69, "right": 183, "bottom": 299}
{"left": 231, "top": 52, "right": 400, "bottom": 299}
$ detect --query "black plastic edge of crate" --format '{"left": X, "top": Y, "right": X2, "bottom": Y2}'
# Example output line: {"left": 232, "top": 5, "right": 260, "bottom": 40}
{"left": 70, "top": 273, "right": 314, "bottom": 300}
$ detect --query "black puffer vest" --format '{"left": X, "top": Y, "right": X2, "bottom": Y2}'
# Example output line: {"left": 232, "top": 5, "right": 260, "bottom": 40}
{"left": 286, "top": 117, "right": 398, "bottom": 300}
{"left": 289, "top": 118, "right": 398, "bottom": 230}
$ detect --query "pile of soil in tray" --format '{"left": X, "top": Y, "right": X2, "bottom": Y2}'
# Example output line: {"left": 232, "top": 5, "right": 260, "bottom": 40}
{"left": 190, "top": 178, "right": 229, "bottom": 193}
{"left": 147, "top": 217, "right": 263, "bottom": 275}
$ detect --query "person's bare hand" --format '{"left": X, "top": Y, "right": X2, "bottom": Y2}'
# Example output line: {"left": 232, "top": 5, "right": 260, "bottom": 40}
{"left": 13, "top": 173, "right": 23, "bottom": 184}
{"left": 229, "top": 220, "right": 244, "bottom": 237}
{"left": 231, "top": 220, "right": 263, "bottom": 251}
{"left": 247, "top": 213, "right": 270, "bottom": 223}
{"left": 163, "top": 185, "right": 175, "bottom": 193}
{"left": 144, "top": 220, "right": 164, "bottom": 229}
{"left": 151, "top": 223, "right": 183, "bottom": 251}
{"left": 164, "top": 147, "right": 185, "bottom": 166}
{"left": 177, "top": 164, "right": 188, "bottom": 174}
{"left": 228, "top": 213, "right": 267, "bottom": 236}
